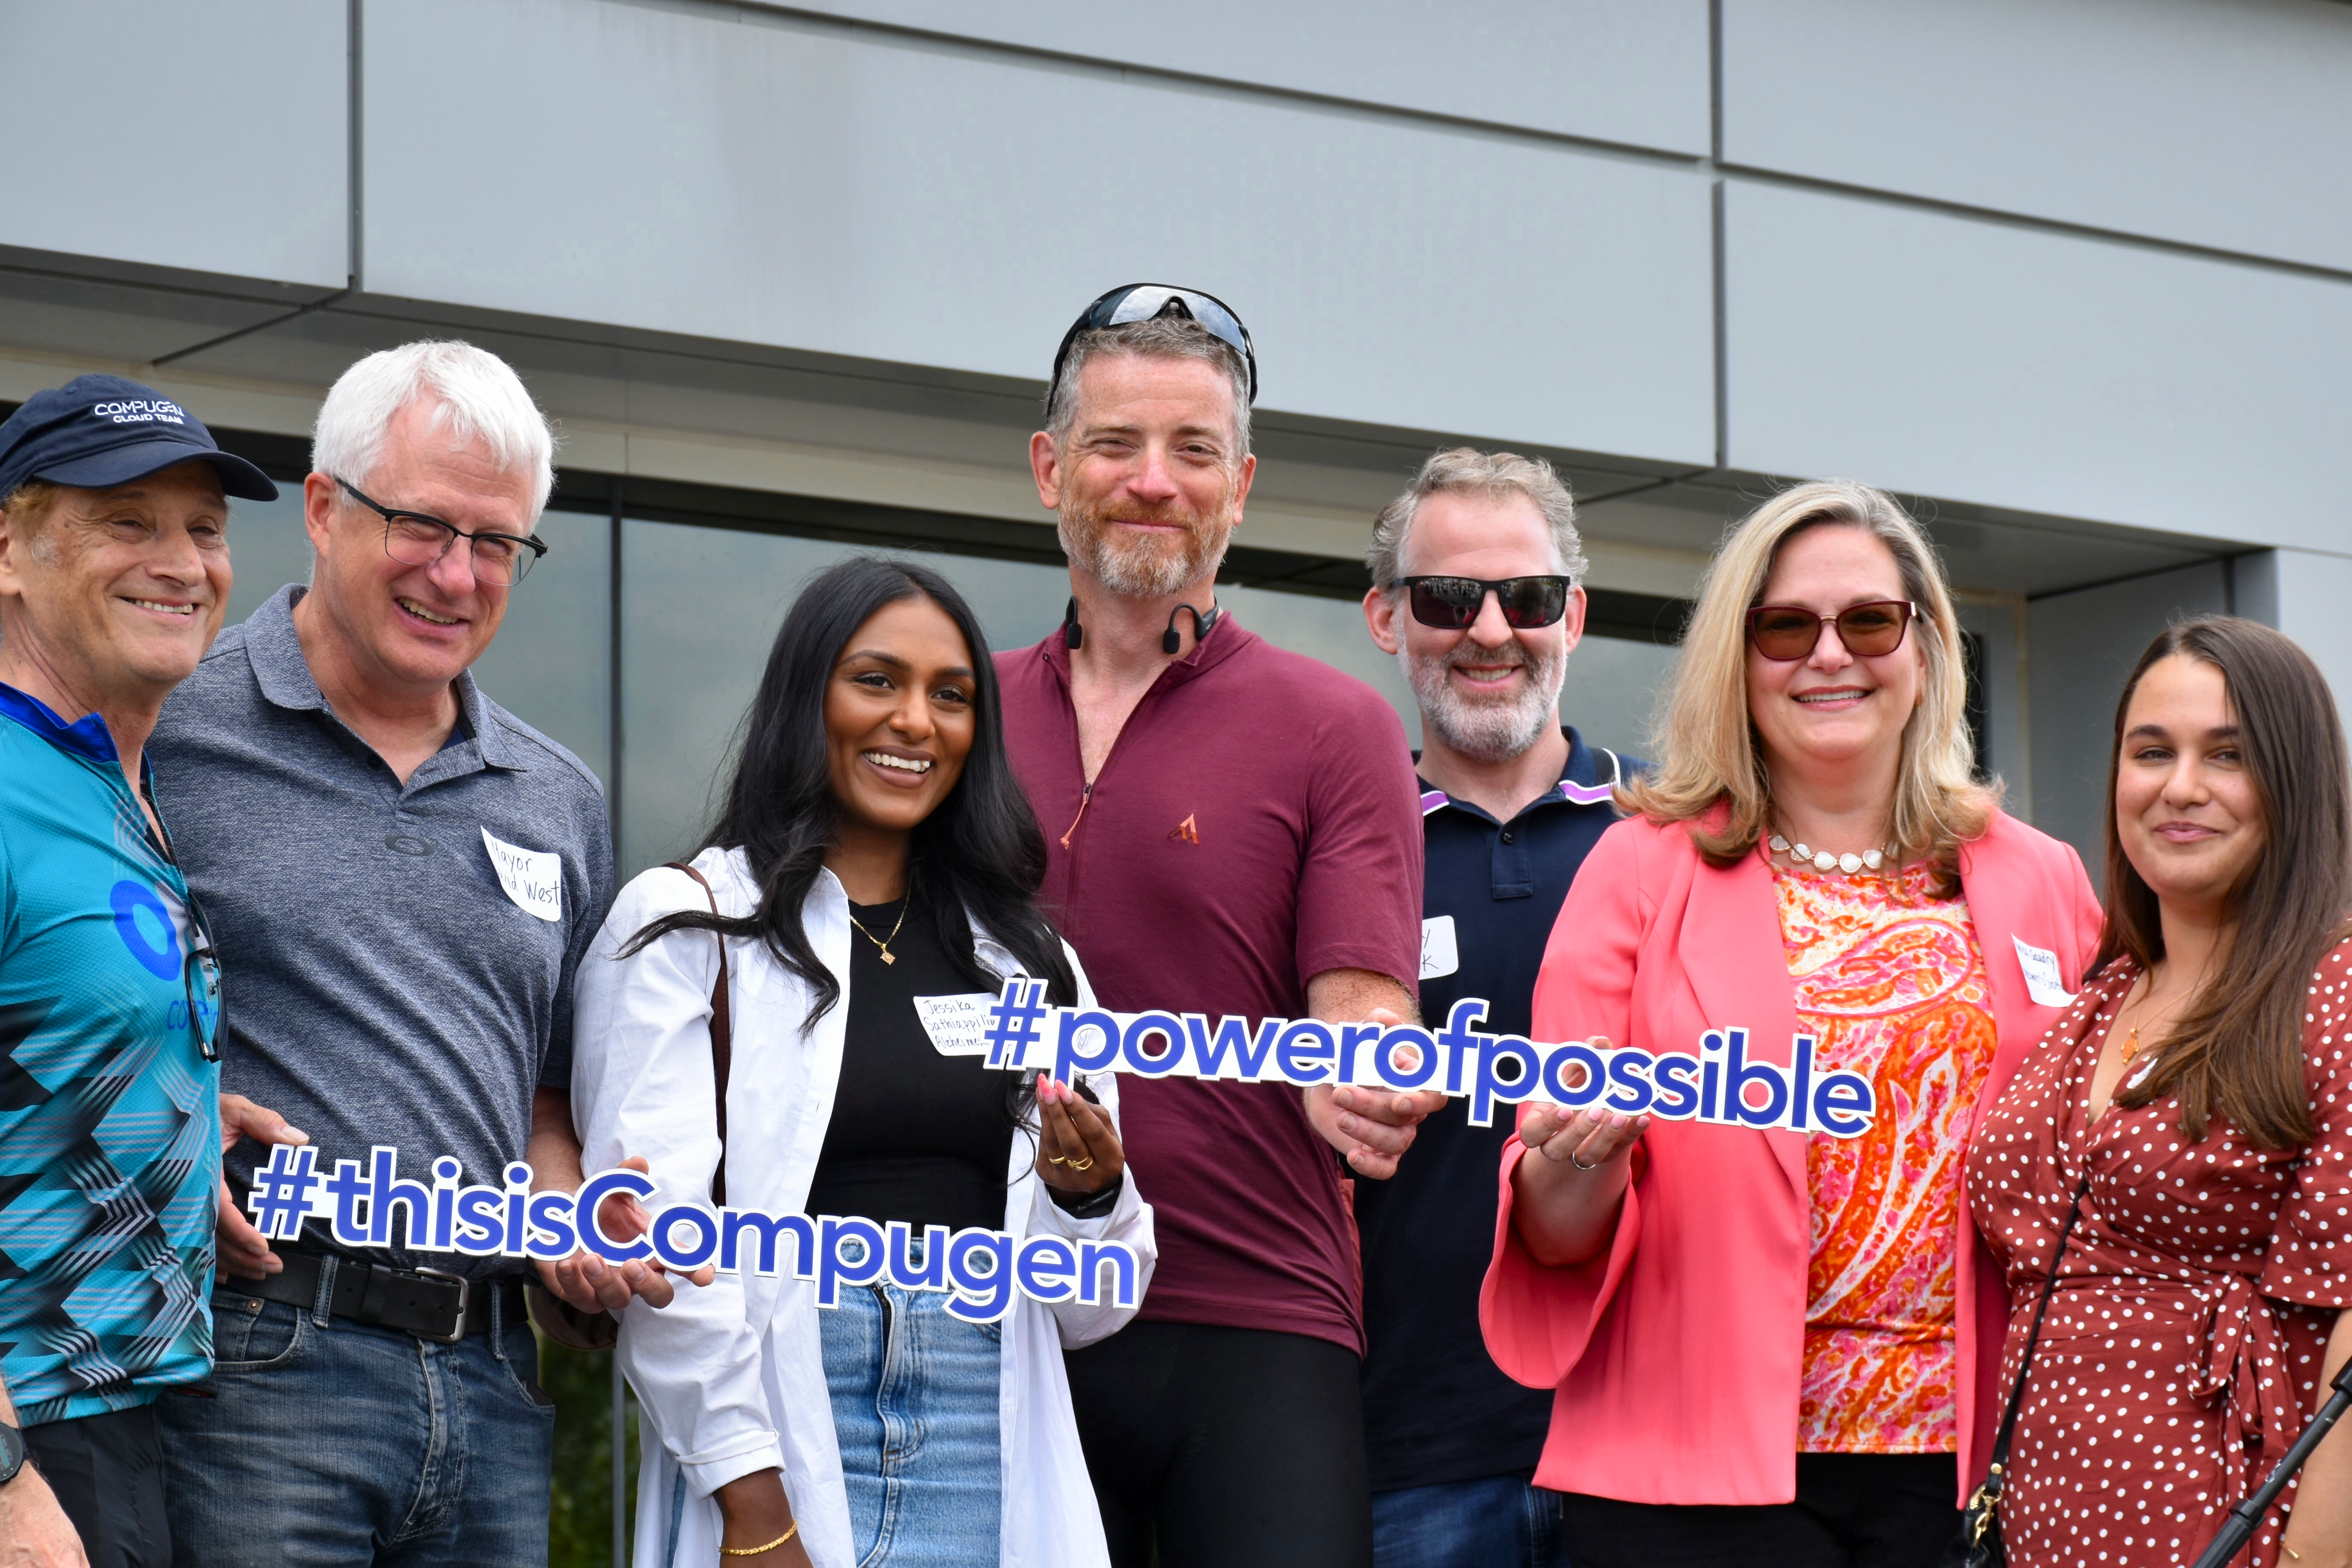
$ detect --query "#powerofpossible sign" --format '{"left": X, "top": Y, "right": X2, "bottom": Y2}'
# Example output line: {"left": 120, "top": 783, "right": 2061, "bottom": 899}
{"left": 978, "top": 981, "right": 1879, "bottom": 1137}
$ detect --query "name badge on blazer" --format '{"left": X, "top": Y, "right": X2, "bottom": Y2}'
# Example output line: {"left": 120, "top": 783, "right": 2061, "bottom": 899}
{"left": 2012, "top": 936, "right": 2075, "bottom": 1008}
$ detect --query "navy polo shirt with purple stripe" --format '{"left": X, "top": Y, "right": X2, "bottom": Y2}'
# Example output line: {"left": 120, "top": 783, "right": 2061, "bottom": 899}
{"left": 1354, "top": 725, "right": 1635, "bottom": 1492}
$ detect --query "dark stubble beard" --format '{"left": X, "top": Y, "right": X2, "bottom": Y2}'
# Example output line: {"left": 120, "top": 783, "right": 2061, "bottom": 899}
{"left": 1057, "top": 481, "right": 1238, "bottom": 600}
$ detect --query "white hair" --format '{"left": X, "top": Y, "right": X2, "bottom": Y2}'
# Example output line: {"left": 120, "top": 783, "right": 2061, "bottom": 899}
{"left": 311, "top": 340, "right": 555, "bottom": 515}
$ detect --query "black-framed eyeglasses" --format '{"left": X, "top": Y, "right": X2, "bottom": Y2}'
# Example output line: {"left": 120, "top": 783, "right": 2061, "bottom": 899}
{"left": 182, "top": 908, "right": 224, "bottom": 1063}
{"left": 1050, "top": 284, "right": 1258, "bottom": 406}
{"left": 1393, "top": 575, "right": 1575, "bottom": 631}
{"left": 334, "top": 476, "right": 548, "bottom": 587}
{"left": 1745, "top": 600, "right": 1918, "bottom": 661}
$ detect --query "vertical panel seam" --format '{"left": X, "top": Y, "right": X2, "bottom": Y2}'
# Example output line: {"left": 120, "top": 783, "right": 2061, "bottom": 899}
{"left": 349, "top": 0, "right": 365, "bottom": 289}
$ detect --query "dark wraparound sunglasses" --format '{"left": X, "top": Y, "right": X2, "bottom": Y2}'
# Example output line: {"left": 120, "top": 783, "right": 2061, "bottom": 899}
{"left": 1050, "top": 284, "right": 1258, "bottom": 405}
{"left": 335, "top": 476, "right": 548, "bottom": 587}
{"left": 1394, "top": 575, "right": 1574, "bottom": 630}
{"left": 1745, "top": 600, "right": 1918, "bottom": 661}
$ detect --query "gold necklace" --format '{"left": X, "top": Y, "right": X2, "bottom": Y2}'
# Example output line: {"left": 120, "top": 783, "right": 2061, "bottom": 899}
{"left": 2120, "top": 973, "right": 2190, "bottom": 1061}
{"left": 847, "top": 897, "right": 910, "bottom": 965}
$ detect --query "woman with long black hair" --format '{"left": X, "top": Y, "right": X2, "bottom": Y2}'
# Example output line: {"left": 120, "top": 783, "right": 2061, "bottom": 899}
{"left": 574, "top": 555, "right": 1155, "bottom": 1568}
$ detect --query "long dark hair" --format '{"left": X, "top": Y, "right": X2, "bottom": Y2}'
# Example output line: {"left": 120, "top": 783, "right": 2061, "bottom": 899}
{"left": 624, "top": 555, "right": 1076, "bottom": 1027}
{"left": 2099, "top": 616, "right": 2352, "bottom": 1148}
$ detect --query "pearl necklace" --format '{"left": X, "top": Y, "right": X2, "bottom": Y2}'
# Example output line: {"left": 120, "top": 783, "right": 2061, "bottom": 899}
{"left": 1767, "top": 833, "right": 1896, "bottom": 876}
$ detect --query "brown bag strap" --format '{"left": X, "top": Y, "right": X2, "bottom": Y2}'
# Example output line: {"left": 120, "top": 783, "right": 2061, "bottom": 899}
{"left": 664, "top": 862, "right": 733, "bottom": 1207}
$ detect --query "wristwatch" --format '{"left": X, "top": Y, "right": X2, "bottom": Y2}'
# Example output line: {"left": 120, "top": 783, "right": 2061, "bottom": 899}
{"left": 0, "top": 1419, "right": 25, "bottom": 1486}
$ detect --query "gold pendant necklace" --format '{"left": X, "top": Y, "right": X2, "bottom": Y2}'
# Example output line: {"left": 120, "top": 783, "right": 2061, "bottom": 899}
{"left": 847, "top": 897, "right": 910, "bottom": 965}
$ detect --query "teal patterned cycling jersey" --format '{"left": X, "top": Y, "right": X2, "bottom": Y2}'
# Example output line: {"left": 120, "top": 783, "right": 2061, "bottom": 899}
{"left": 0, "top": 682, "right": 220, "bottom": 1425}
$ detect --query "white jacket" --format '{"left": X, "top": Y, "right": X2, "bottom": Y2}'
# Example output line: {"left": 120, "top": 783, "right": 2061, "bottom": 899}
{"left": 571, "top": 847, "right": 1156, "bottom": 1568}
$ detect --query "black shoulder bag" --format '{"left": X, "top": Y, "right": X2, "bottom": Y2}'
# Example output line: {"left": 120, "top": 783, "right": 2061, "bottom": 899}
{"left": 1951, "top": 1166, "right": 2092, "bottom": 1568}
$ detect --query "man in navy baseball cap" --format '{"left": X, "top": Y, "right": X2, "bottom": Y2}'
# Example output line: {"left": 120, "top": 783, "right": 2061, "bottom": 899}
{"left": 0, "top": 374, "right": 277, "bottom": 503}
{"left": 0, "top": 374, "right": 297, "bottom": 1568}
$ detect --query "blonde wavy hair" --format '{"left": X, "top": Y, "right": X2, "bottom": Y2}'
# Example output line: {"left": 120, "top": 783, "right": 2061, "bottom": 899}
{"left": 1620, "top": 479, "right": 1996, "bottom": 872}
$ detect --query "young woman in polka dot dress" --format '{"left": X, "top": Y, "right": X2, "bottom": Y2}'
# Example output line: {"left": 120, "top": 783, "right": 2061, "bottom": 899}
{"left": 1969, "top": 617, "right": 2352, "bottom": 1568}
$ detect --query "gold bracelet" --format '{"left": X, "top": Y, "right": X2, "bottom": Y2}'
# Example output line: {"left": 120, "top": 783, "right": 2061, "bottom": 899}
{"left": 721, "top": 1521, "right": 800, "bottom": 1556}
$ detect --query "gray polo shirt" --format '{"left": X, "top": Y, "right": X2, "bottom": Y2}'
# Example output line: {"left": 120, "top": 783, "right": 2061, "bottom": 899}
{"left": 150, "top": 585, "right": 615, "bottom": 1280}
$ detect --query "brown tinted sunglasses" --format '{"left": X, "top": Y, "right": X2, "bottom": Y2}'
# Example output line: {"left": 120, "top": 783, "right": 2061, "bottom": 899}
{"left": 1745, "top": 600, "right": 1917, "bottom": 661}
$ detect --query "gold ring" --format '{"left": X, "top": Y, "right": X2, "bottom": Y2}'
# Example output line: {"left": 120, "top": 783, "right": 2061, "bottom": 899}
{"left": 1069, "top": 1156, "right": 1096, "bottom": 1172}
{"left": 1046, "top": 1154, "right": 1070, "bottom": 1166}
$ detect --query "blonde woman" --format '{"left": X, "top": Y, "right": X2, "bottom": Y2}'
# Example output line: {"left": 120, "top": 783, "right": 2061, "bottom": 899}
{"left": 1482, "top": 482, "right": 2102, "bottom": 1566}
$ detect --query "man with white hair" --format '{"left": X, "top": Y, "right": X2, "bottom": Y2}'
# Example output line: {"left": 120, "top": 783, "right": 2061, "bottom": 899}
{"left": 145, "top": 341, "right": 636, "bottom": 1564}
{"left": 1355, "top": 448, "right": 1631, "bottom": 1568}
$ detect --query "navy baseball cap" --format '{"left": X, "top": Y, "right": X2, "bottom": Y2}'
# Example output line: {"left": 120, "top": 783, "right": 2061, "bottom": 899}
{"left": 0, "top": 374, "right": 277, "bottom": 504}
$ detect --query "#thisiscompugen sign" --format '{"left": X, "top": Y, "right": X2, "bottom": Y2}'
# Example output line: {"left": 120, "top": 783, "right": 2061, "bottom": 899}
{"left": 980, "top": 980, "right": 1879, "bottom": 1138}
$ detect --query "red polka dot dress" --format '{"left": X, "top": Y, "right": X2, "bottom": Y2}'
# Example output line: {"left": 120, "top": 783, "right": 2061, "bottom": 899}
{"left": 1965, "top": 940, "right": 2352, "bottom": 1568}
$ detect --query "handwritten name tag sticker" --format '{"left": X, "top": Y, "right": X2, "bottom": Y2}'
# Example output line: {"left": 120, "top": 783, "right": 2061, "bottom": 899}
{"left": 913, "top": 993, "right": 1001, "bottom": 1057}
{"left": 481, "top": 829, "right": 562, "bottom": 922}
{"left": 1420, "top": 915, "right": 1460, "bottom": 980}
{"left": 2012, "top": 936, "right": 2074, "bottom": 1008}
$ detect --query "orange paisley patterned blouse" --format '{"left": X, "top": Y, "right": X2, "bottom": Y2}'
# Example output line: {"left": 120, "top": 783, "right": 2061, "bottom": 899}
{"left": 1773, "top": 856, "right": 1999, "bottom": 1454}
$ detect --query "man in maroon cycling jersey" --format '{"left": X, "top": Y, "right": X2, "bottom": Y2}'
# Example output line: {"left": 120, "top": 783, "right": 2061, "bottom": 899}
{"left": 995, "top": 285, "right": 1439, "bottom": 1568}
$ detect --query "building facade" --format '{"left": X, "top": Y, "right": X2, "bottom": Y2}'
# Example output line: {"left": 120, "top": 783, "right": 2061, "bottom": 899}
{"left": 6, "top": 0, "right": 2350, "bottom": 878}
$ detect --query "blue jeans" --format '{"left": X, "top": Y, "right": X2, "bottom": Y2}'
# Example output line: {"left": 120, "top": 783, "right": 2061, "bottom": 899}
{"left": 1373, "top": 1474, "right": 1571, "bottom": 1568}
{"left": 155, "top": 1277, "right": 553, "bottom": 1567}
{"left": 818, "top": 1277, "right": 1002, "bottom": 1567}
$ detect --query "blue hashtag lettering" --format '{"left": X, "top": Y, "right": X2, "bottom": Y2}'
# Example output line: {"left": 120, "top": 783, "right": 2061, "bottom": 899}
{"left": 984, "top": 979, "right": 1050, "bottom": 1069}
{"left": 247, "top": 1144, "right": 323, "bottom": 1240}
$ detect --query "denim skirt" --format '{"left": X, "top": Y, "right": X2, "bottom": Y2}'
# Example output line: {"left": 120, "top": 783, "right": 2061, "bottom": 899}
{"left": 819, "top": 1276, "right": 1004, "bottom": 1566}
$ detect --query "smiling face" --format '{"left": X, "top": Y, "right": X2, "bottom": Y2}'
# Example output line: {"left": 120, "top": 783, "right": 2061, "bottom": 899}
{"left": 824, "top": 594, "right": 980, "bottom": 843}
{"left": 301, "top": 399, "right": 531, "bottom": 700}
{"left": 0, "top": 460, "right": 231, "bottom": 712}
{"left": 1745, "top": 523, "right": 1925, "bottom": 788}
{"left": 1364, "top": 489, "right": 1583, "bottom": 763}
{"left": 1032, "top": 353, "right": 1255, "bottom": 600}
{"left": 2115, "top": 653, "right": 2268, "bottom": 921}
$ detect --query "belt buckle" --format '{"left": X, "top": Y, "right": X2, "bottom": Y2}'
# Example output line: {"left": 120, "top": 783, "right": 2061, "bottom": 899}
{"left": 413, "top": 1268, "right": 472, "bottom": 1344}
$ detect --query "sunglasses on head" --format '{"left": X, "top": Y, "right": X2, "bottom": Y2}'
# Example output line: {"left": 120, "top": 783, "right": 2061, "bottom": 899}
{"left": 1394, "top": 575, "right": 1574, "bottom": 631}
{"left": 1745, "top": 600, "right": 1918, "bottom": 661}
{"left": 1050, "top": 284, "right": 1258, "bottom": 405}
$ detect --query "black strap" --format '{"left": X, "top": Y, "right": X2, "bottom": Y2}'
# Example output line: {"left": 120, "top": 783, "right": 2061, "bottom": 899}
{"left": 1981, "top": 1165, "right": 2095, "bottom": 1490}
{"left": 229, "top": 1247, "right": 523, "bottom": 1339}
{"left": 665, "top": 862, "right": 733, "bottom": 1207}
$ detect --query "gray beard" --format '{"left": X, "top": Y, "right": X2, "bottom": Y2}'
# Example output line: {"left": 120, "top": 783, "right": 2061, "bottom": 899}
{"left": 1405, "top": 638, "right": 1567, "bottom": 763}
{"left": 1058, "top": 500, "right": 1232, "bottom": 600}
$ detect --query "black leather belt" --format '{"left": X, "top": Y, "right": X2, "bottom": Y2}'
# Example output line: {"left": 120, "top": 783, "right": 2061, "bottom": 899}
{"left": 227, "top": 1247, "right": 526, "bottom": 1344}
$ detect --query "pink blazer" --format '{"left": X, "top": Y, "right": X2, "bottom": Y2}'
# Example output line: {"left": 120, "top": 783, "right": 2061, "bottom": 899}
{"left": 1480, "top": 808, "right": 2102, "bottom": 1507}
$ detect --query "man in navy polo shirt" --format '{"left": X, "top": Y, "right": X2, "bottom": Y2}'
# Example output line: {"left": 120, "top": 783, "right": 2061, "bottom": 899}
{"left": 1358, "top": 448, "right": 1635, "bottom": 1568}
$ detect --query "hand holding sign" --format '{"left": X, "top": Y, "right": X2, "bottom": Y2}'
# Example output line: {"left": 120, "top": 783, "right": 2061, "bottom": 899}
{"left": 215, "top": 1092, "right": 309, "bottom": 1277}
{"left": 1520, "top": 1038, "right": 1651, "bottom": 1175}
{"left": 1033, "top": 1073, "right": 1124, "bottom": 1196}
{"left": 1305, "top": 995, "right": 1448, "bottom": 1181}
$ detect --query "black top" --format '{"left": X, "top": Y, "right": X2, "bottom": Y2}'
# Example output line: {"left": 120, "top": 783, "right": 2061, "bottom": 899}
{"left": 804, "top": 890, "right": 1019, "bottom": 1234}
{"left": 1354, "top": 727, "right": 1634, "bottom": 1492}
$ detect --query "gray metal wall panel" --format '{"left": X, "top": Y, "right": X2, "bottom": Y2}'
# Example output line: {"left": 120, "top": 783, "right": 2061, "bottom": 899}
{"left": 1723, "top": 182, "right": 2352, "bottom": 549}
{"left": 795, "top": 0, "right": 1712, "bottom": 154}
{"left": 2269, "top": 548, "right": 2352, "bottom": 746}
{"left": 1722, "top": 0, "right": 2352, "bottom": 271}
{"left": 362, "top": 0, "right": 1718, "bottom": 464}
{"left": 0, "top": 3, "right": 347, "bottom": 287}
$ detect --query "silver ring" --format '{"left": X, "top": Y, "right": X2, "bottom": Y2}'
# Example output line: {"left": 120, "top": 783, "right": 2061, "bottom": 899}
{"left": 1566, "top": 1144, "right": 1603, "bottom": 1172}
